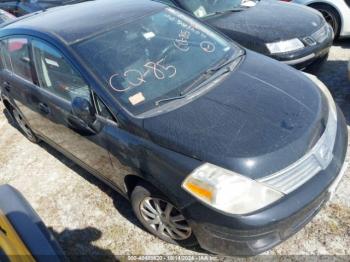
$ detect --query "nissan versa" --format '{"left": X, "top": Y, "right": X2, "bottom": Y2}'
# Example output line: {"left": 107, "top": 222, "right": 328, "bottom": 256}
{"left": 158, "top": 0, "right": 334, "bottom": 70}
{"left": 0, "top": 0, "right": 348, "bottom": 256}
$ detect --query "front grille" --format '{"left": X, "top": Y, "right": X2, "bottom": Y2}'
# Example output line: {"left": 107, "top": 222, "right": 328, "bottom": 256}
{"left": 258, "top": 152, "right": 326, "bottom": 194}
{"left": 258, "top": 75, "right": 337, "bottom": 194}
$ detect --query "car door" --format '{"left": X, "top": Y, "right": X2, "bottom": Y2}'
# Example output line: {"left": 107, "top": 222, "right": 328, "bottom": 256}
{"left": 29, "top": 38, "right": 131, "bottom": 190}
{"left": 0, "top": 36, "right": 45, "bottom": 132}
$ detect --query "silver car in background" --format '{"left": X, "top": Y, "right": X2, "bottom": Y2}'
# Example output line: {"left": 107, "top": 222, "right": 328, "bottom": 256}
{"left": 280, "top": 0, "right": 350, "bottom": 38}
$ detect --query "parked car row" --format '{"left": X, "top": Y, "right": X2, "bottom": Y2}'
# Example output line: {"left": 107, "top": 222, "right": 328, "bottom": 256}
{"left": 0, "top": 0, "right": 348, "bottom": 257}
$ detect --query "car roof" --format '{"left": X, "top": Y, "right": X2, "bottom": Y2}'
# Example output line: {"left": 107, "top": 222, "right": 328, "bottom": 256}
{"left": 2, "top": 0, "right": 165, "bottom": 45}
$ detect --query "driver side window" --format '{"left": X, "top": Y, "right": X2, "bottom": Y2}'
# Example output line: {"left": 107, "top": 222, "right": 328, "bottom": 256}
{"left": 31, "top": 39, "right": 91, "bottom": 103}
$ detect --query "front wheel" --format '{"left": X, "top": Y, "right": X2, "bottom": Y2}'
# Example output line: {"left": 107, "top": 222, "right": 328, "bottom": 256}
{"left": 11, "top": 107, "right": 39, "bottom": 143}
{"left": 131, "top": 182, "right": 197, "bottom": 247}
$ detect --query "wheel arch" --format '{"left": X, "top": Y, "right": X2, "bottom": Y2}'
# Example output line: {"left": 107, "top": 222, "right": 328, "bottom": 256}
{"left": 124, "top": 174, "right": 156, "bottom": 198}
{"left": 307, "top": 1, "right": 343, "bottom": 33}
{"left": 2, "top": 97, "right": 13, "bottom": 112}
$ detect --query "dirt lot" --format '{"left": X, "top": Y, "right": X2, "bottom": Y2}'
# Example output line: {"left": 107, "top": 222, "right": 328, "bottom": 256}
{"left": 0, "top": 41, "right": 349, "bottom": 261}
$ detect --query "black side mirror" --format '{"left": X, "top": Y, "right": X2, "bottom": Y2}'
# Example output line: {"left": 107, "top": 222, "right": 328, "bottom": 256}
{"left": 71, "top": 97, "right": 96, "bottom": 127}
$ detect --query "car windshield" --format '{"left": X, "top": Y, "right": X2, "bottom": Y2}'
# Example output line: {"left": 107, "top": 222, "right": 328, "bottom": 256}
{"left": 177, "top": 0, "right": 245, "bottom": 18}
{"left": 75, "top": 8, "right": 238, "bottom": 115}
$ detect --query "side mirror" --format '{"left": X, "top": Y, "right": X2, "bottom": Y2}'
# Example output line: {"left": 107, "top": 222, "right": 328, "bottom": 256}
{"left": 71, "top": 97, "right": 96, "bottom": 127}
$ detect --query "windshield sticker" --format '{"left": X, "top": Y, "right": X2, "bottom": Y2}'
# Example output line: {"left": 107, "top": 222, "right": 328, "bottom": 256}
{"left": 143, "top": 31, "right": 156, "bottom": 40}
{"left": 194, "top": 6, "right": 207, "bottom": 18}
{"left": 129, "top": 92, "right": 145, "bottom": 106}
{"left": 109, "top": 58, "right": 177, "bottom": 93}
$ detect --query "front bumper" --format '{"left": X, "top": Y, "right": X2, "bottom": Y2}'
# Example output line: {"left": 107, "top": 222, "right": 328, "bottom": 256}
{"left": 183, "top": 107, "right": 348, "bottom": 256}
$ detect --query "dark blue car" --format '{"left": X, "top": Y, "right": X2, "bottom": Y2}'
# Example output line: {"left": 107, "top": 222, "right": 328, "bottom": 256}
{"left": 157, "top": 0, "right": 334, "bottom": 70}
{"left": 0, "top": 0, "right": 347, "bottom": 256}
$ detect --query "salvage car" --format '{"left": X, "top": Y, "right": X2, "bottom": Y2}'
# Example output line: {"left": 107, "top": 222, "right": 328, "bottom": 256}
{"left": 0, "top": 0, "right": 348, "bottom": 256}
{"left": 158, "top": 0, "right": 334, "bottom": 70}
{"left": 0, "top": 0, "right": 89, "bottom": 17}
{"left": 0, "top": 184, "right": 65, "bottom": 262}
{"left": 280, "top": 0, "right": 350, "bottom": 39}
{"left": 0, "top": 9, "right": 15, "bottom": 24}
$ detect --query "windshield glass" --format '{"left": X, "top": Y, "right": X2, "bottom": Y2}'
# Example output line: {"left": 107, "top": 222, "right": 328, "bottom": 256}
{"left": 178, "top": 0, "right": 244, "bottom": 18}
{"left": 75, "top": 8, "right": 237, "bottom": 115}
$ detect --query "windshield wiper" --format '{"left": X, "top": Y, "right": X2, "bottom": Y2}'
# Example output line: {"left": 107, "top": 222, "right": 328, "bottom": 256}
{"left": 205, "top": 54, "right": 241, "bottom": 75}
{"left": 210, "top": 6, "right": 249, "bottom": 16}
{"left": 155, "top": 94, "right": 187, "bottom": 106}
{"left": 155, "top": 52, "right": 245, "bottom": 106}
{"left": 180, "top": 52, "right": 245, "bottom": 96}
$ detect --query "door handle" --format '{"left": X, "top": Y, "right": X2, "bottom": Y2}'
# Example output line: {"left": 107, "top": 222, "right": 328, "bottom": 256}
{"left": 38, "top": 102, "right": 50, "bottom": 115}
{"left": 3, "top": 81, "right": 11, "bottom": 92}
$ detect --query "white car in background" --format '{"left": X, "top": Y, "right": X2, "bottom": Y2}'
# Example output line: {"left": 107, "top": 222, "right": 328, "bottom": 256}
{"left": 280, "top": 0, "right": 350, "bottom": 38}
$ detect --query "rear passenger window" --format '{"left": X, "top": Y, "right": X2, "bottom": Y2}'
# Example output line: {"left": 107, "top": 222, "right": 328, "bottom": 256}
{"left": 31, "top": 40, "right": 91, "bottom": 103}
{"left": 6, "top": 38, "right": 33, "bottom": 82}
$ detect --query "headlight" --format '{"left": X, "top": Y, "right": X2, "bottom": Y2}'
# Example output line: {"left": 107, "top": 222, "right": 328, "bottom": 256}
{"left": 312, "top": 23, "right": 332, "bottom": 43}
{"left": 266, "top": 38, "right": 304, "bottom": 54}
{"left": 182, "top": 163, "right": 284, "bottom": 215}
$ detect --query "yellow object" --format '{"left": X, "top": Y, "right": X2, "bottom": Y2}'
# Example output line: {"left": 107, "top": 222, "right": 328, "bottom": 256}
{"left": 0, "top": 210, "right": 35, "bottom": 262}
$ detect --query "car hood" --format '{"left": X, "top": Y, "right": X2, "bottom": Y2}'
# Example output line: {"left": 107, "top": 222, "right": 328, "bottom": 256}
{"left": 205, "top": 0, "right": 325, "bottom": 53}
{"left": 143, "top": 51, "right": 328, "bottom": 180}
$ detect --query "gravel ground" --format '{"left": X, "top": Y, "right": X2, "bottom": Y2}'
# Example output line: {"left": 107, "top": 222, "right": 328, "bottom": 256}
{"left": 0, "top": 41, "right": 349, "bottom": 261}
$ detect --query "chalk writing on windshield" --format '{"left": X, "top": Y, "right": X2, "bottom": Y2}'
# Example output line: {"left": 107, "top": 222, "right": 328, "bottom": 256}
{"left": 109, "top": 58, "right": 177, "bottom": 92}
{"left": 174, "top": 30, "right": 191, "bottom": 52}
{"left": 200, "top": 41, "right": 216, "bottom": 53}
{"left": 164, "top": 12, "right": 208, "bottom": 39}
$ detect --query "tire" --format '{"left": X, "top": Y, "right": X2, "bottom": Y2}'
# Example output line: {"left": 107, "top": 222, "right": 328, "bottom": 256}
{"left": 10, "top": 107, "right": 39, "bottom": 143}
{"left": 131, "top": 182, "right": 197, "bottom": 247}
{"left": 311, "top": 4, "right": 341, "bottom": 38}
